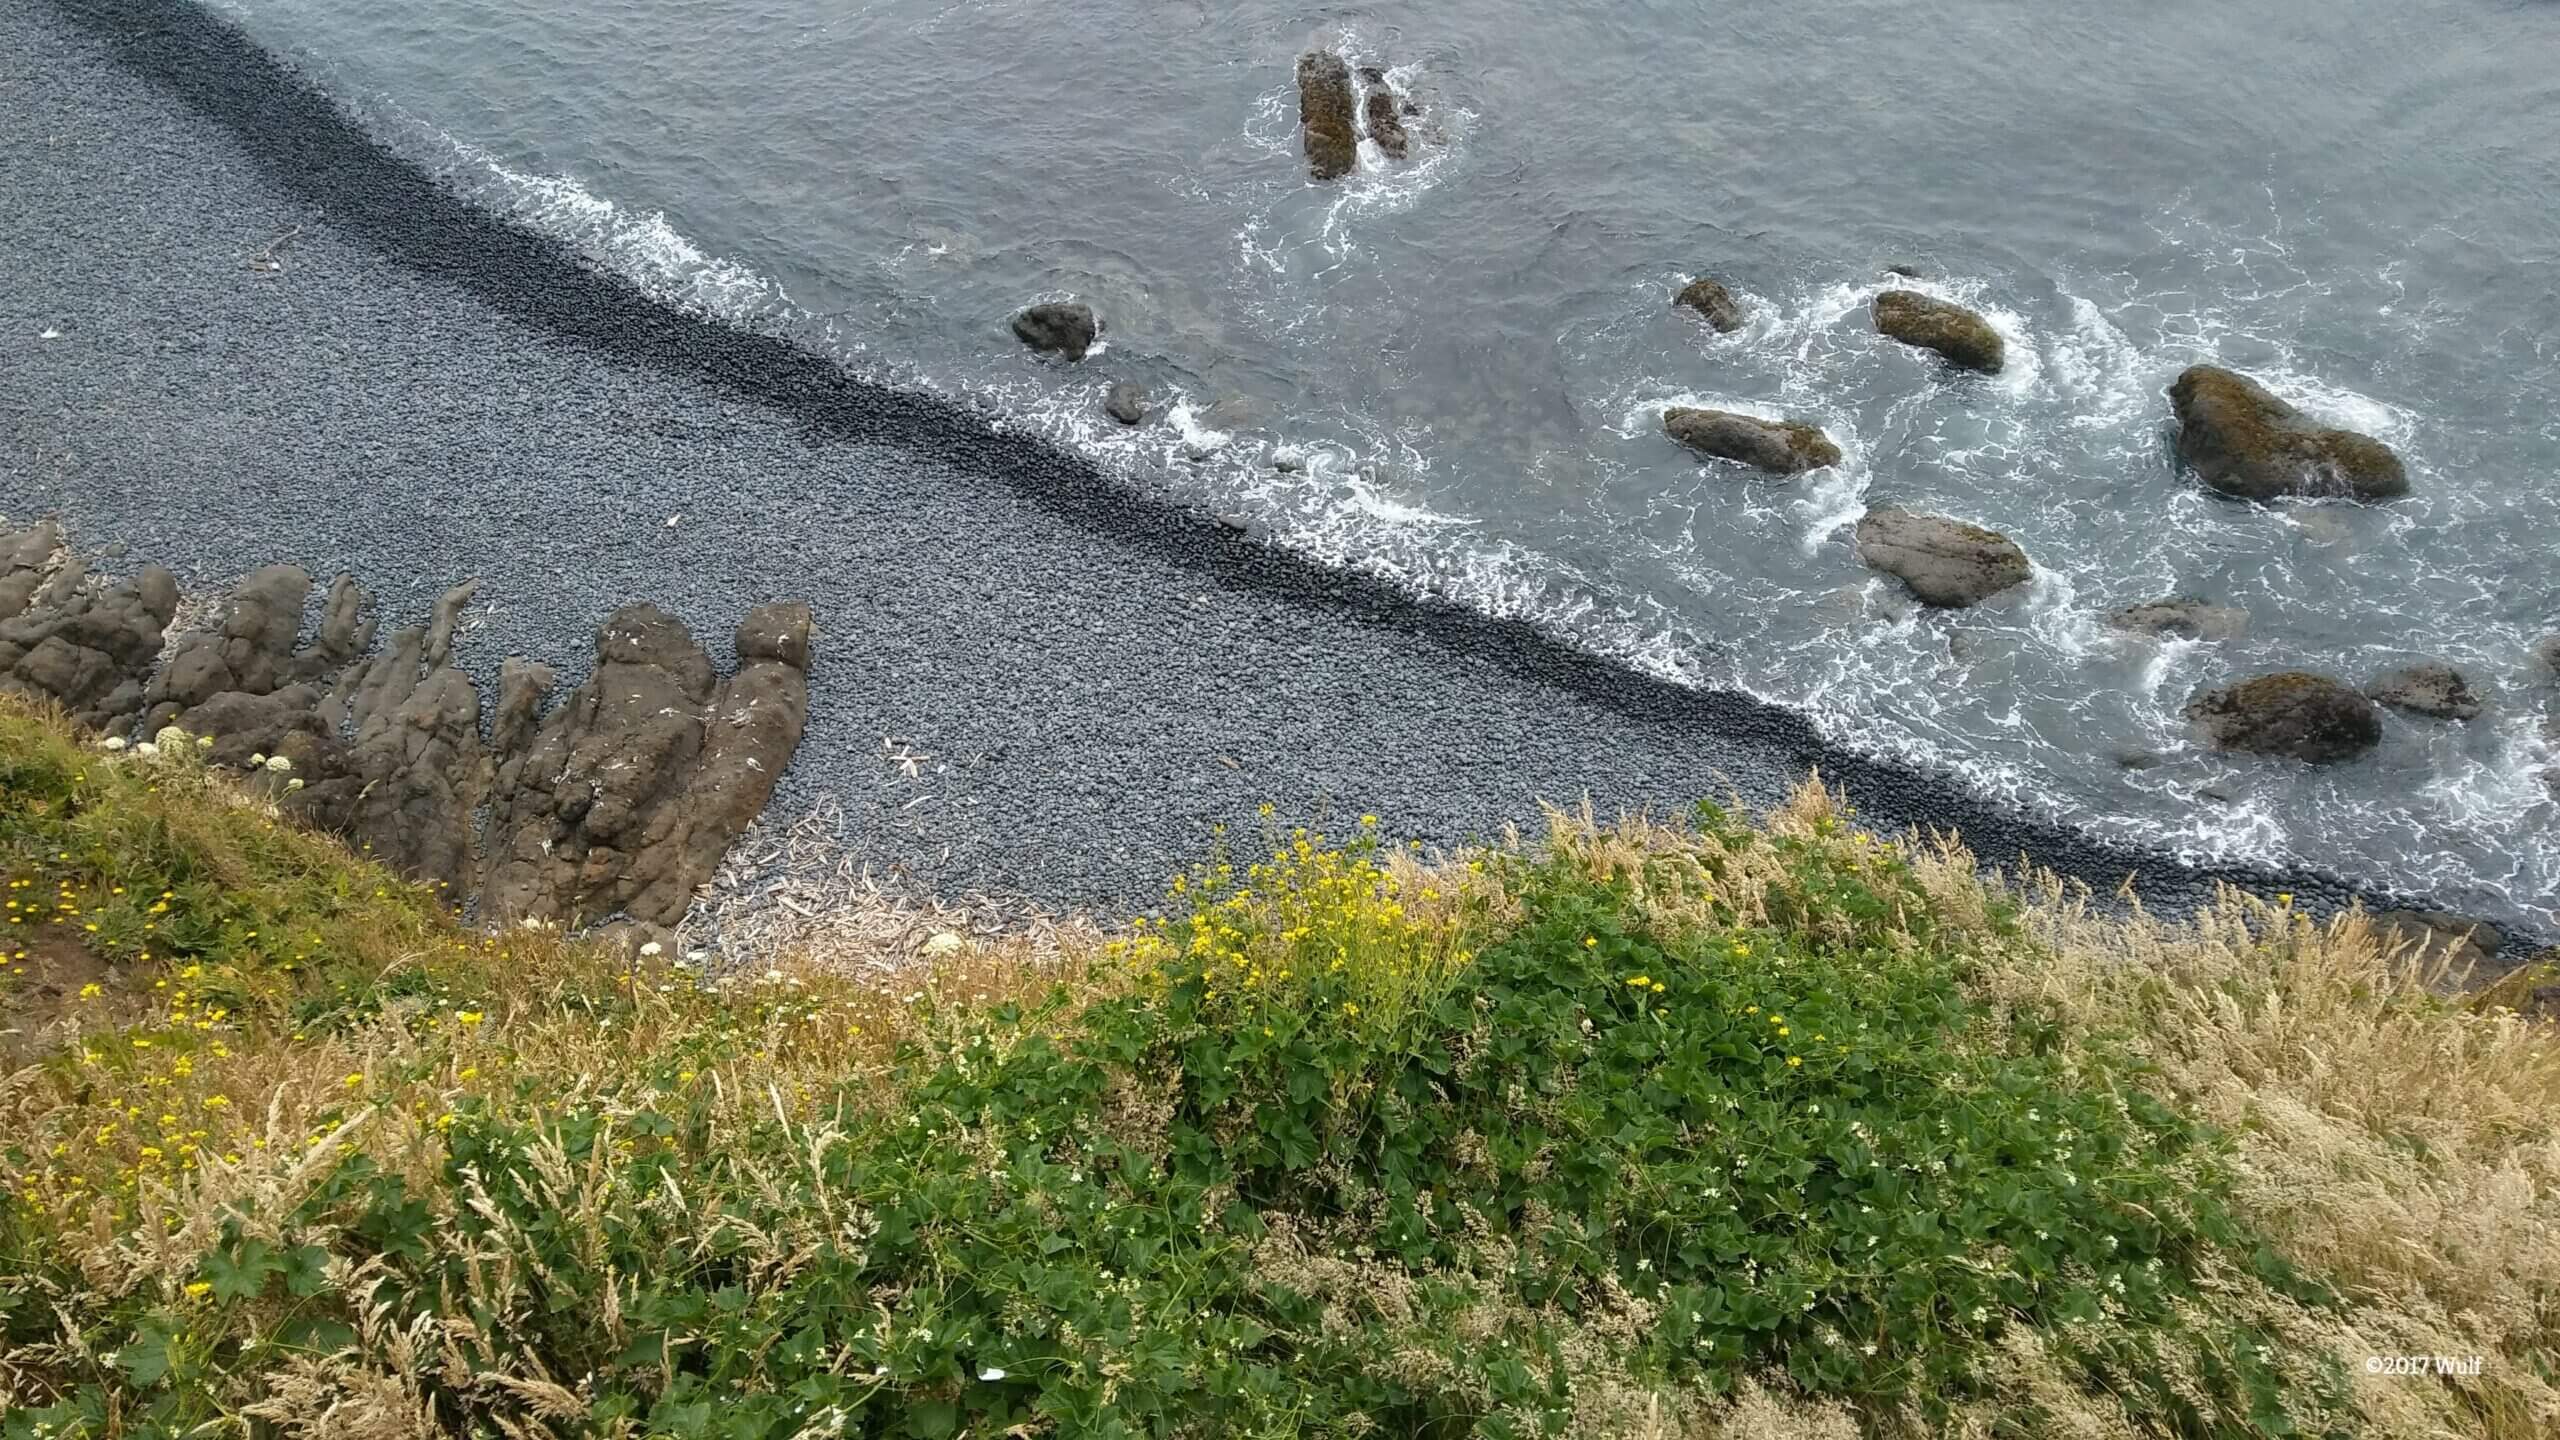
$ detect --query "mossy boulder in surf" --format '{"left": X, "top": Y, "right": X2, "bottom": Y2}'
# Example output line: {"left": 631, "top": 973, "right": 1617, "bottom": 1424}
{"left": 1873, "top": 290, "right": 2005, "bottom": 373}
{"left": 2168, "top": 365, "right": 2409, "bottom": 502}
{"left": 1663, "top": 407, "right": 1839, "bottom": 474}
{"left": 2185, "top": 671, "right": 2382, "bottom": 763}
{"left": 1297, "top": 51, "right": 1358, "bottom": 179}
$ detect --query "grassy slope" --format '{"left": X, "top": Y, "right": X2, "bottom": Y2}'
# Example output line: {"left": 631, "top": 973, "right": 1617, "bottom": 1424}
{"left": 0, "top": 698, "right": 2552, "bottom": 1439}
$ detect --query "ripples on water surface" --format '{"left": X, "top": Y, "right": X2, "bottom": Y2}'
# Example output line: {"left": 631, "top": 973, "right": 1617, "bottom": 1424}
{"left": 209, "top": 0, "right": 2560, "bottom": 917}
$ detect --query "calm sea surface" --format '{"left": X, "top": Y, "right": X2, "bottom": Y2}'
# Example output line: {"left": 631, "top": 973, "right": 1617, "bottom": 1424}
{"left": 210, "top": 0, "right": 2560, "bottom": 918}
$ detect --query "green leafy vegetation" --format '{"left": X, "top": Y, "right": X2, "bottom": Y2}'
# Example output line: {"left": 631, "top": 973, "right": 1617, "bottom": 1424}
{"left": 0, "top": 699, "right": 2550, "bottom": 1438}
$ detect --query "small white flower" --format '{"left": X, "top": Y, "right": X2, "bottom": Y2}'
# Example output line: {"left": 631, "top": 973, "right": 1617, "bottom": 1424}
{"left": 249, "top": 752, "right": 267, "bottom": 767}
{"left": 765, "top": 968, "right": 786, "bottom": 983}
{"left": 1970, "top": 1306, "right": 1989, "bottom": 1324}
{"left": 100, "top": 736, "right": 128, "bottom": 751}
{"left": 195, "top": 735, "right": 213, "bottom": 748}
{"left": 264, "top": 754, "right": 292, "bottom": 773}
{"left": 638, "top": 941, "right": 663, "bottom": 957}
{"left": 1862, "top": 1343, "right": 1878, "bottom": 1356}
{"left": 872, "top": 1365, "right": 888, "bottom": 1377}
{"left": 921, "top": 931, "right": 967, "bottom": 958}
{"left": 978, "top": 1366, "right": 1006, "bottom": 1382}
{"left": 136, "top": 742, "right": 160, "bottom": 757}
{"left": 285, "top": 777, "right": 304, "bottom": 792}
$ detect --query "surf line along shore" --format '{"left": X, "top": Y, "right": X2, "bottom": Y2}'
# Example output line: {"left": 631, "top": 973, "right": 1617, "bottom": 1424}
{"left": 13, "top": 0, "right": 2546, "bottom": 953}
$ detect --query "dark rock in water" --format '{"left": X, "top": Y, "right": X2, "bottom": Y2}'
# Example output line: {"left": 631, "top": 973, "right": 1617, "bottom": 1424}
{"left": 1873, "top": 290, "right": 2005, "bottom": 373}
{"left": 2533, "top": 633, "right": 2560, "bottom": 682}
{"left": 2169, "top": 365, "right": 2408, "bottom": 502}
{"left": 1358, "top": 64, "right": 1386, "bottom": 84}
{"left": 1663, "top": 407, "right": 1839, "bottom": 474}
{"left": 2365, "top": 908, "right": 2502, "bottom": 973}
{"left": 1011, "top": 302, "right": 1097, "bottom": 361}
{"left": 2367, "top": 661, "right": 2482, "bottom": 721}
{"left": 1296, "top": 50, "right": 1358, "bottom": 180}
{"left": 1363, "top": 85, "right": 1410, "bottom": 160}
{"left": 0, "top": 527, "right": 179, "bottom": 731}
{"left": 2185, "top": 671, "right": 2381, "bottom": 763}
{"left": 2111, "top": 749, "right": 2163, "bottom": 770}
{"left": 1853, "top": 507, "right": 2032, "bottom": 607}
{"left": 481, "top": 601, "right": 814, "bottom": 926}
{"left": 1674, "top": 277, "right": 1744, "bottom": 333}
{"left": 1103, "top": 381, "right": 1148, "bottom": 426}
{"left": 2107, "top": 596, "right": 2248, "bottom": 642}
{"left": 141, "top": 562, "right": 310, "bottom": 736}
{"left": 1883, "top": 263, "right": 1925, "bottom": 279}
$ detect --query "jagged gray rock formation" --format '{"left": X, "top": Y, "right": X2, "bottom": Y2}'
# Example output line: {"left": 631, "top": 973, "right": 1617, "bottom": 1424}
{"left": 0, "top": 525, "right": 178, "bottom": 730}
{"left": 480, "top": 601, "right": 813, "bottom": 926}
{"left": 0, "top": 521, "right": 813, "bottom": 928}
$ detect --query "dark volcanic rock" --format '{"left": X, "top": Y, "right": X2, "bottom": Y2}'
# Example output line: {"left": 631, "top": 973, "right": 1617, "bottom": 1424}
{"left": 2169, "top": 365, "right": 2409, "bottom": 502}
{"left": 1663, "top": 407, "right": 1839, "bottom": 474}
{"left": 2533, "top": 634, "right": 2560, "bottom": 682}
{"left": 2366, "top": 908, "right": 2503, "bottom": 973}
{"left": 0, "top": 520, "right": 63, "bottom": 620}
{"left": 1363, "top": 85, "right": 1409, "bottom": 160}
{"left": 2367, "top": 661, "right": 2482, "bottom": 721}
{"left": 1296, "top": 50, "right": 1358, "bottom": 180}
{"left": 2185, "top": 671, "right": 2382, "bottom": 763}
{"left": 0, "top": 532, "right": 179, "bottom": 730}
{"left": 1103, "top": 381, "right": 1148, "bottom": 427}
{"left": 141, "top": 562, "right": 310, "bottom": 735}
{"left": 1853, "top": 507, "right": 2032, "bottom": 607}
{"left": 1011, "top": 302, "right": 1097, "bottom": 361}
{"left": 1873, "top": 290, "right": 2004, "bottom": 373}
{"left": 2107, "top": 597, "right": 2248, "bottom": 642}
{"left": 1674, "top": 277, "right": 1744, "bottom": 333}
{"left": 481, "top": 601, "right": 813, "bottom": 926}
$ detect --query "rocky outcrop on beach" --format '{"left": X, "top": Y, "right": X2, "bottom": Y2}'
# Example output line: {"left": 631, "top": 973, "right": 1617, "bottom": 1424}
{"left": 1873, "top": 290, "right": 2005, "bottom": 373}
{"left": 2185, "top": 671, "right": 2382, "bottom": 763}
{"left": 0, "top": 521, "right": 813, "bottom": 929}
{"left": 482, "top": 602, "right": 809, "bottom": 925}
{"left": 1012, "top": 302, "right": 1097, "bottom": 361}
{"left": 1104, "top": 381, "right": 1148, "bottom": 426}
{"left": 2107, "top": 597, "right": 2248, "bottom": 642}
{"left": 1663, "top": 407, "right": 1839, "bottom": 474}
{"left": 1675, "top": 277, "right": 1745, "bottom": 333}
{"left": 1854, "top": 507, "right": 2032, "bottom": 607}
{"left": 2367, "top": 661, "right": 2482, "bottom": 721}
{"left": 2169, "top": 365, "right": 2409, "bottom": 502}
{"left": 2366, "top": 908, "right": 2504, "bottom": 975}
{"left": 0, "top": 521, "right": 178, "bottom": 733}
{"left": 1297, "top": 50, "right": 1359, "bottom": 180}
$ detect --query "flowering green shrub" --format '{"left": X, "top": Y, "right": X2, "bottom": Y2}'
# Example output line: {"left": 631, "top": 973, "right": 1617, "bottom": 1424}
{"left": 0, "top": 702, "right": 2405, "bottom": 1438}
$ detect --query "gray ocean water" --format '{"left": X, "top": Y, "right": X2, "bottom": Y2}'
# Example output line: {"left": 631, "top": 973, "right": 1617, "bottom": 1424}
{"left": 204, "top": 0, "right": 2559, "bottom": 918}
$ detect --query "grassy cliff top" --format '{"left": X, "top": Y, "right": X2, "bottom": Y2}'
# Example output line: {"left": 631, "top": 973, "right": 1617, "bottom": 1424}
{"left": 1, "top": 698, "right": 2553, "bottom": 1439}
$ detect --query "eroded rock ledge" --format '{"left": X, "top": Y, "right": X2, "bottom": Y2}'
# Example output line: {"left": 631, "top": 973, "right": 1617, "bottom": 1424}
{"left": 0, "top": 521, "right": 812, "bottom": 929}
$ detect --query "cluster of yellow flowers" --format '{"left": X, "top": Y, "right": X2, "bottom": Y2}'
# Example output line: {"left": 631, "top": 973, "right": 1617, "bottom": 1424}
{"left": 1108, "top": 817, "right": 1477, "bottom": 1027}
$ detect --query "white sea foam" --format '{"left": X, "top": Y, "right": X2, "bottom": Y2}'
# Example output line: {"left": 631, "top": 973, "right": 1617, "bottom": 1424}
{"left": 407, "top": 122, "right": 2554, "bottom": 921}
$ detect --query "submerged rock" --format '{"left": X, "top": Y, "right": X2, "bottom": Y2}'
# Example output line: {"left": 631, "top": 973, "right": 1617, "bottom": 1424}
{"left": 2185, "top": 671, "right": 2381, "bottom": 763}
{"left": 1012, "top": 302, "right": 1097, "bottom": 361}
{"left": 1853, "top": 507, "right": 2032, "bottom": 607}
{"left": 2367, "top": 661, "right": 2482, "bottom": 721}
{"left": 2169, "top": 365, "right": 2409, "bottom": 502}
{"left": 2107, "top": 596, "right": 2248, "bottom": 642}
{"left": 1103, "top": 381, "right": 1148, "bottom": 426}
{"left": 1873, "top": 290, "right": 2005, "bottom": 373}
{"left": 1674, "top": 277, "right": 1745, "bottom": 333}
{"left": 1363, "top": 85, "right": 1410, "bottom": 160}
{"left": 1296, "top": 50, "right": 1358, "bottom": 180}
{"left": 1663, "top": 407, "right": 1839, "bottom": 474}
{"left": 2534, "top": 634, "right": 2560, "bottom": 682}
